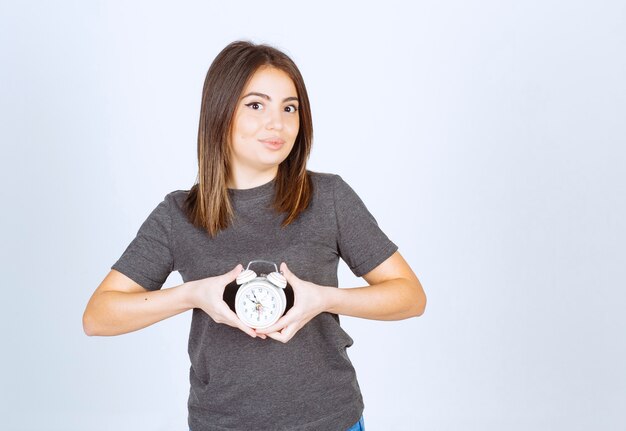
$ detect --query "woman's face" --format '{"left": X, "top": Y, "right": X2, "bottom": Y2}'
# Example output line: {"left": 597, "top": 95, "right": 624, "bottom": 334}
{"left": 229, "top": 66, "right": 300, "bottom": 177}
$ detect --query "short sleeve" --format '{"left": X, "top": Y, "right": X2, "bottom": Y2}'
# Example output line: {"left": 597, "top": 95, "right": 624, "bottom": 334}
{"left": 333, "top": 175, "right": 399, "bottom": 277}
{"left": 111, "top": 195, "right": 174, "bottom": 291}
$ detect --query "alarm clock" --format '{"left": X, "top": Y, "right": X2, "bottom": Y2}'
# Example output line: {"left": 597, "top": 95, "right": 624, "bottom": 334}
{"left": 223, "top": 260, "right": 294, "bottom": 329}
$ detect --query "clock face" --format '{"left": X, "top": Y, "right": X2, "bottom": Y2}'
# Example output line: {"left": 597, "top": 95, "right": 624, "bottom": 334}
{"left": 235, "top": 280, "right": 285, "bottom": 328}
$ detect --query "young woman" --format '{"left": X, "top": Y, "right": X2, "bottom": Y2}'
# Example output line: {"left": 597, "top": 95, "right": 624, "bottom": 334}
{"left": 83, "top": 40, "right": 426, "bottom": 431}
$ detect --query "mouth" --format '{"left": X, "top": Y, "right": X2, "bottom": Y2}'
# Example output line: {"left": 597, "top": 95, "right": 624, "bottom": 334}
{"left": 258, "top": 138, "right": 286, "bottom": 150}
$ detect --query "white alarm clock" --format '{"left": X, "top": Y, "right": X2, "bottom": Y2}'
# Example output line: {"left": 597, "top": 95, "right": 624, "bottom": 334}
{"left": 234, "top": 260, "right": 289, "bottom": 329}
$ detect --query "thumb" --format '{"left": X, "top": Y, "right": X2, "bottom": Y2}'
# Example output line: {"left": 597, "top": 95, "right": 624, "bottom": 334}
{"left": 223, "top": 263, "right": 243, "bottom": 283}
{"left": 280, "top": 262, "right": 297, "bottom": 282}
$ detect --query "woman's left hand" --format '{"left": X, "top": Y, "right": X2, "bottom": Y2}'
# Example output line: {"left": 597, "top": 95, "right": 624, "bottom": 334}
{"left": 254, "top": 262, "right": 331, "bottom": 343}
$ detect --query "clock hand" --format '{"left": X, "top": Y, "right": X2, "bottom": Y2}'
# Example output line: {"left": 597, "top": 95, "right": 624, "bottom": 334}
{"left": 253, "top": 292, "right": 269, "bottom": 309}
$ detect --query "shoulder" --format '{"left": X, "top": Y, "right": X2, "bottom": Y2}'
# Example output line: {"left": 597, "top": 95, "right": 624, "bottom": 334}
{"left": 307, "top": 169, "right": 362, "bottom": 199}
{"left": 166, "top": 189, "right": 190, "bottom": 201}
{"left": 159, "top": 189, "right": 191, "bottom": 217}
{"left": 306, "top": 169, "right": 345, "bottom": 194}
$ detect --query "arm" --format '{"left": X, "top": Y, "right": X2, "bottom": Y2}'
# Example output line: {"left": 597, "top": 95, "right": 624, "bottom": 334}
{"left": 82, "top": 269, "right": 194, "bottom": 337}
{"left": 83, "top": 265, "right": 260, "bottom": 338}
{"left": 323, "top": 251, "right": 426, "bottom": 320}
{"left": 254, "top": 252, "right": 425, "bottom": 342}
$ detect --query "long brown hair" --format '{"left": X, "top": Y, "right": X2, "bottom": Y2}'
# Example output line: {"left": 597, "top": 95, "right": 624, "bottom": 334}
{"left": 184, "top": 40, "right": 314, "bottom": 237}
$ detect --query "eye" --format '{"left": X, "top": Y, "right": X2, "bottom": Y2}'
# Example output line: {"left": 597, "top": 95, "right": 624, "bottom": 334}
{"left": 245, "top": 102, "right": 263, "bottom": 110}
{"left": 285, "top": 105, "right": 298, "bottom": 113}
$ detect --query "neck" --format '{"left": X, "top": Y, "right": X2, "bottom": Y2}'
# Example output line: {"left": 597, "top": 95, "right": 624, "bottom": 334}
{"left": 227, "top": 166, "right": 278, "bottom": 190}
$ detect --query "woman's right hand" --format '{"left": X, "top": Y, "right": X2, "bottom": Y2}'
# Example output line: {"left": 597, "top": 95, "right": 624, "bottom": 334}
{"left": 186, "top": 264, "right": 266, "bottom": 339}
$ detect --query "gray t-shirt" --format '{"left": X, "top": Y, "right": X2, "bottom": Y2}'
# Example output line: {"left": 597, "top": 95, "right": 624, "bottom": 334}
{"left": 111, "top": 170, "right": 398, "bottom": 431}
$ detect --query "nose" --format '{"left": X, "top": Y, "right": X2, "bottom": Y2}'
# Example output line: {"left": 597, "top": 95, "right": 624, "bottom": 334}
{"left": 265, "top": 106, "right": 284, "bottom": 130}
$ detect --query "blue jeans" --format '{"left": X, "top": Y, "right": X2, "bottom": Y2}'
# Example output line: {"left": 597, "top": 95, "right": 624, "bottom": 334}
{"left": 346, "top": 414, "right": 365, "bottom": 430}
{"left": 189, "top": 415, "right": 365, "bottom": 431}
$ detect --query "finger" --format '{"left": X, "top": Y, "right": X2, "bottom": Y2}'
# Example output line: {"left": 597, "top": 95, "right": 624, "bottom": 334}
{"left": 218, "top": 304, "right": 257, "bottom": 338}
{"left": 265, "top": 325, "right": 295, "bottom": 343}
{"left": 222, "top": 308, "right": 265, "bottom": 339}
{"left": 255, "top": 322, "right": 282, "bottom": 335}
{"left": 265, "top": 331, "right": 284, "bottom": 342}
{"left": 221, "top": 263, "right": 243, "bottom": 284}
{"left": 255, "top": 312, "right": 294, "bottom": 335}
{"left": 280, "top": 262, "right": 297, "bottom": 282}
{"left": 232, "top": 318, "right": 257, "bottom": 338}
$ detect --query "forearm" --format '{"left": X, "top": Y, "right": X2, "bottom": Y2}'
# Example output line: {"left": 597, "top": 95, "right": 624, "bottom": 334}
{"left": 83, "top": 283, "right": 194, "bottom": 336}
{"left": 323, "top": 278, "right": 425, "bottom": 321}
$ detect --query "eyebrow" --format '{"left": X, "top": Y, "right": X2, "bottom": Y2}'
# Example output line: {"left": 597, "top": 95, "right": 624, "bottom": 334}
{"left": 241, "top": 92, "right": 299, "bottom": 103}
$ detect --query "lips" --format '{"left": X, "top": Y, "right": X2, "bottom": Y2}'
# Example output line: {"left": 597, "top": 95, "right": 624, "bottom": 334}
{"left": 258, "top": 137, "right": 285, "bottom": 145}
{"left": 258, "top": 137, "right": 286, "bottom": 150}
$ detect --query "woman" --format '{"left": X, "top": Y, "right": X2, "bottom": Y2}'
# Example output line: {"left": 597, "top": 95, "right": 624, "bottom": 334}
{"left": 83, "top": 40, "right": 426, "bottom": 431}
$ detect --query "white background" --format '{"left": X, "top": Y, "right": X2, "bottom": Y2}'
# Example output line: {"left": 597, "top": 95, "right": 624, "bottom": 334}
{"left": 1, "top": 1, "right": 625, "bottom": 430}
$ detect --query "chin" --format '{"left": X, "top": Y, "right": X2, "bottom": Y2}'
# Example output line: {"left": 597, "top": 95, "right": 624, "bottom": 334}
{"left": 266, "top": 158, "right": 289, "bottom": 169}
{"left": 261, "top": 151, "right": 291, "bottom": 165}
